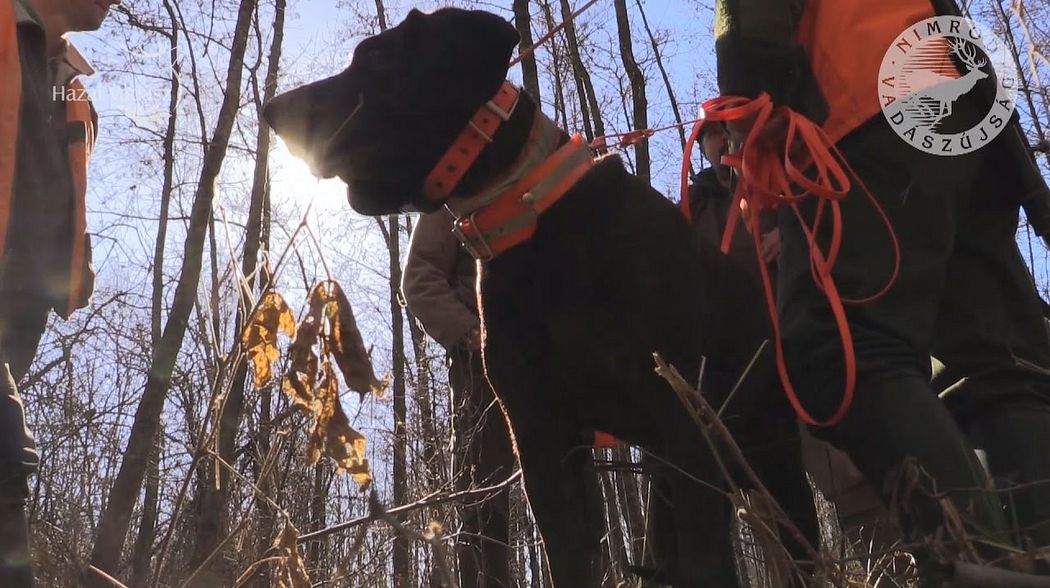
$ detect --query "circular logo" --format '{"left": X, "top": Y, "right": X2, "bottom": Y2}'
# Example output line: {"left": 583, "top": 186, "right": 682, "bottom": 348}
{"left": 878, "top": 16, "right": 1018, "bottom": 156}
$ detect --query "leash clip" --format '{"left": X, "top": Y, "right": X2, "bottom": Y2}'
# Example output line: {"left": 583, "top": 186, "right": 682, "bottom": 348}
{"left": 452, "top": 214, "right": 495, "bottom": 261}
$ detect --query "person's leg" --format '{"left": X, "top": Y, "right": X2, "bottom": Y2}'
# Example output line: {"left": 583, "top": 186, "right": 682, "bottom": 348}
{"left": 470, "top": 353, "right": 514, "bottom": 587}
{"left": 777, "top": 116, "right": 1007, "bottom": 554}
{"left": 961, "top": 399, "right": 1050, "bottom": 549}
{"left": 932, "top": 171, "right": 1050, "bottom": 553}
{"left": 0, "top": 364, "right": 36, "bottom": 588}
{"left": 0, "top": 292, "right": 47, "bottom": 588}
{"left": 800, "top": 425, "right": 902, "bottom": 551}
{"left": 450, "top": 348, "right": 515, "bottom": 588}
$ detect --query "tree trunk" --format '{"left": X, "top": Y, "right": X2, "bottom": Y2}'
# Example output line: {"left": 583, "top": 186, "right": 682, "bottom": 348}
{"left": 633, "top": 0, "right": 689, "bottom": 155}
{"left": 129, "top": 431, "right": 161, "bottom": 588}
{"left": 613, "top": 446, "right": 645, "bottom": 564}
{"left": 383, "top": 215, "right": 413, "bottom": 588}
{"left": 84, "top": 0, "right": 258, "bottom": 583}
{"left": 129, "top": 3, "right": 180, "bottom": 585}
{"left": 187, "top": 0, "right": 286, "bottom": 581}
{"left": 557, "top": 0, "right": 605, "bottom": 141}
{"left": 613, "top": 0, "right": 649, "bottom": 183}
{"left": 404, "top": 218, "right": 443, "bottom": 586}
{"left": 539, "top": 0, "right": 569, "bottom": 129}
{"left": 513, "top": 0, "right": 542, "bottom": 102}
{"left": 248, "top": 3, "right": 285, "bottom": 586}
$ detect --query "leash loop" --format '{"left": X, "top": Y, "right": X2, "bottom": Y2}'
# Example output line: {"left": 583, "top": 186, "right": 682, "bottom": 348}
{"left": 680, "top": 93, "right": 901, "bottom": 427}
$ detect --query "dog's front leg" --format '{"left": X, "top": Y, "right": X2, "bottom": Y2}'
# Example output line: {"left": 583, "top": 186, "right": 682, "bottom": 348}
{"left": 508, "top": 416, "right": 606, "bottom": 588}
{"left": 481, "top": 346, "right": 606, "bottom": 587}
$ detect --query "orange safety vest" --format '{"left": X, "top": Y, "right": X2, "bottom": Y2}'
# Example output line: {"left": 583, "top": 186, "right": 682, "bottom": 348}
{"left": 1, "top": 0, "right": 94, "bottom": 318}
{"left": 797, "top": 0, "right": 937, "bottom": 143}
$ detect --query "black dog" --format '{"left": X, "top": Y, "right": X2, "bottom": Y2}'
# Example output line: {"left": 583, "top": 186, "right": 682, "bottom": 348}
{"left": 265, "top": 8, "right": 818, "bottom": 587}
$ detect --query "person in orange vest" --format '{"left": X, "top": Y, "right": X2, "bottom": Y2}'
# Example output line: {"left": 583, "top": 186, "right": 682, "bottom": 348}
{"left": 714, "top": 0, "right": 1050, "bottom": 577}
{"left": 691, "top": 122, "right": 906, "bottom": 579}
{"left": 402, "top": 209, "right": 516, "bottom": 588}
{"left": 1, "top": 0, "right": 116, "bottom": 583}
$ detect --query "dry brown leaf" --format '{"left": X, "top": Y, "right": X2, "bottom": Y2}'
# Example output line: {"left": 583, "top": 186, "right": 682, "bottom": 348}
{"left": 278, "top": 281, "right": 374, "bottom": 488}
{"left": 307, "top": 362, "right": 371, "bottom": 487}
{"left": 242, "top": 290, "right": 296, "bottom": 388}
{"left": 281, "top": 291, "right": 325, "bottom": 410}
{"left": 322, "top": 281, "right": 385, "bottom": 398}
{"left": 273, "top": 519, "right": 311, "bottom": 588}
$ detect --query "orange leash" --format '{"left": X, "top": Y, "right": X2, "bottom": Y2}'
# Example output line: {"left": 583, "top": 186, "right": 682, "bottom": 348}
{"left": 681, "top": 93, "right": 900, "bottom": 427}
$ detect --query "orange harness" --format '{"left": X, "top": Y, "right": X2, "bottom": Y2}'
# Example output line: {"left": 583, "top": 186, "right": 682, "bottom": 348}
{"left": 428, "top": 82, "right": 595, "bottom": 261}
{"left": 452, "top": 135, "right": 594, "bottom": 260}
{"left": 681, "top": 93, "right": 900, "bottom": 427}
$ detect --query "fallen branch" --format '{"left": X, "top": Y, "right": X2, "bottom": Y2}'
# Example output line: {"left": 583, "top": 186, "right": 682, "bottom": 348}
{"left": 297, "top": 471, "right": 521, "bottom": 543}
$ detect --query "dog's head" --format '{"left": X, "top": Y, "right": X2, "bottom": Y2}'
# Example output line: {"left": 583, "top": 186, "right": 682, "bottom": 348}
{"left": 263, "top": 8, "right": 519, "bottom": 215}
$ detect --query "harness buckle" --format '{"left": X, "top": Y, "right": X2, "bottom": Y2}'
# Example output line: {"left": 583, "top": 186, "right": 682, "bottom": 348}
{"left": 452, "top": 213, "right": 495, "bottom": 261}
{"left": 483, "top": 89, "right": 518, "bottom": 122}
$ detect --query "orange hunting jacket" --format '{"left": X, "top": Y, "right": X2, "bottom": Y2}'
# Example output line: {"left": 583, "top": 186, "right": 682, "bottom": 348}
{"left": 715, "top": 0, "right": 937, "bottom": 142}
{"left": 1, "top": 0, "right": 95, "bottom": 318}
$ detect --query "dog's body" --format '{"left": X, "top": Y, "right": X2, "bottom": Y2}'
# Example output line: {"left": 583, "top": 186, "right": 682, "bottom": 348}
{"left": 265, "top": 9, "right": 817, "bottom": 587}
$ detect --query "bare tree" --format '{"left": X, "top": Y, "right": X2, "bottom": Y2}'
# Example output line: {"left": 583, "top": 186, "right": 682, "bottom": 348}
{"left": 85, "top": 0, "right": 258, "bottom": 583}
{"left": 514, "top": 0, "right": 543, "bottom": 101}
{"left": 613, "top": 0, "right": 650, "bottom": 182}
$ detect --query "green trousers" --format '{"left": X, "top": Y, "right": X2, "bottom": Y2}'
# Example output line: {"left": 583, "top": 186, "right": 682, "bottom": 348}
{"left": 778, "top": 112, "right": 1050, "bottom": 555}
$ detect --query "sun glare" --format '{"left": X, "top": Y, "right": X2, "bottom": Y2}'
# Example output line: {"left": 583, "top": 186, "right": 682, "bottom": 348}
{"left": 269, "top": 137, "right": 348, "bottom": 210}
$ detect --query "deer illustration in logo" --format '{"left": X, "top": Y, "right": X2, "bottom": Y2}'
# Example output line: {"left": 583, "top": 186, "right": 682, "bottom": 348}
{"left": 902, "top": 38, "right": 989, "bottom": 127}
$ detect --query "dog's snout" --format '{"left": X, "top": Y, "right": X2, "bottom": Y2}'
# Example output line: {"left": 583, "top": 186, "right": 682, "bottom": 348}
{"left": 264, "top": 89, "right": 315, "bottom": 156}
{"left": 261, "top": 95, "right": 286, "bottom": 132}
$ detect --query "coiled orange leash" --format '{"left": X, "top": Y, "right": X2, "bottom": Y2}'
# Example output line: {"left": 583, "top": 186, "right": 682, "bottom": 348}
{"left": 681, "top": 93, "right": 900, "bottom": 427}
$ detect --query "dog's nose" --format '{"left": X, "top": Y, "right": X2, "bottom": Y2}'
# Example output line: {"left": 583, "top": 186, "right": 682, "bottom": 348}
{"left": 264, "top": 89, "right": 322, "bottom": 169}
{"left": 262, "top": 92, "right": 296, "bottom": 138}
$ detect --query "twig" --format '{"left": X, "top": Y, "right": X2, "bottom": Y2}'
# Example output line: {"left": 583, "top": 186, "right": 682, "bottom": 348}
{"left": 152, "top": 201, "right": 315, "bottom": 582}
{"left": 368, "top": 491, "right": 460, "bottom": 588}
{"left": 510, "top": 0, "right": 601, "bottom": 67}
{"left": 718, "top": 339, "right": 769, "bottom": 417}
{"left": 233, "top": 556, "right": 285, "bottom": 587}
{"left": 179, "top": 440, "right": 286, "bottom": 588}
{"left": 86, "top": 566, "right": 130, "bottom": 588}
{"left": 652, "top": 353, "right": 831, "bottom": 580}
{"left": 298, "top": 471, "right": 521, "bottom": 543}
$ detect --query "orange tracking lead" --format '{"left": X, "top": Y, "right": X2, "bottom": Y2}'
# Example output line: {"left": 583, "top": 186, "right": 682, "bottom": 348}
{"left": 680, "top": 93, "right": 901, "bottom": 427}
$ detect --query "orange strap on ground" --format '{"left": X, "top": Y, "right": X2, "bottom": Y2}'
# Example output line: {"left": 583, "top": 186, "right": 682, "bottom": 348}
{"left": 680, "top": 93, "right": 900, "bottom": 427}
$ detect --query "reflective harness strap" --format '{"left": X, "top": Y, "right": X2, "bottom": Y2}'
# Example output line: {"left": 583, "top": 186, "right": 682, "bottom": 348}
{"left": 681, "top": 93, "right": 901, "bottom": 427}
{"left": 453, "top": 136, "right": 594, "bottom": 261}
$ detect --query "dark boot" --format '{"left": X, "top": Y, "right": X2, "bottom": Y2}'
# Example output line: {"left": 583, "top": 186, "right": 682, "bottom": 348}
{"left": 0, "top": 476, "right": 34, "bottom": 588}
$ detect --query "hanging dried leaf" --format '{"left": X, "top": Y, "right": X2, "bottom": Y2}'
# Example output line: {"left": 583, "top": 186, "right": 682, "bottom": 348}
{"left": 281, "top": 291, "right": 325, "bottom": 410}
{"left": 307, "top": 362, "right": 371, "bottom": 487}
{"left": 273, "top": 519, "right": 311, "bottom": 588}
{"left": 278, "top": 281, "right": 374, "bottom": 488}
{"left": 322, "top": 281, "right": 385, "bottom": 398}
{"left": 242, "top": 290, "right": 296, "bottom": 388}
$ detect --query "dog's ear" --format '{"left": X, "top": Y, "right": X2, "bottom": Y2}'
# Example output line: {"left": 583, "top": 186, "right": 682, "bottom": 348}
{"left": 424, "top": 9, "right": 520, "bottom": 85}
{"left": 460, "top": 9, "right": 521, "bottom": 63}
